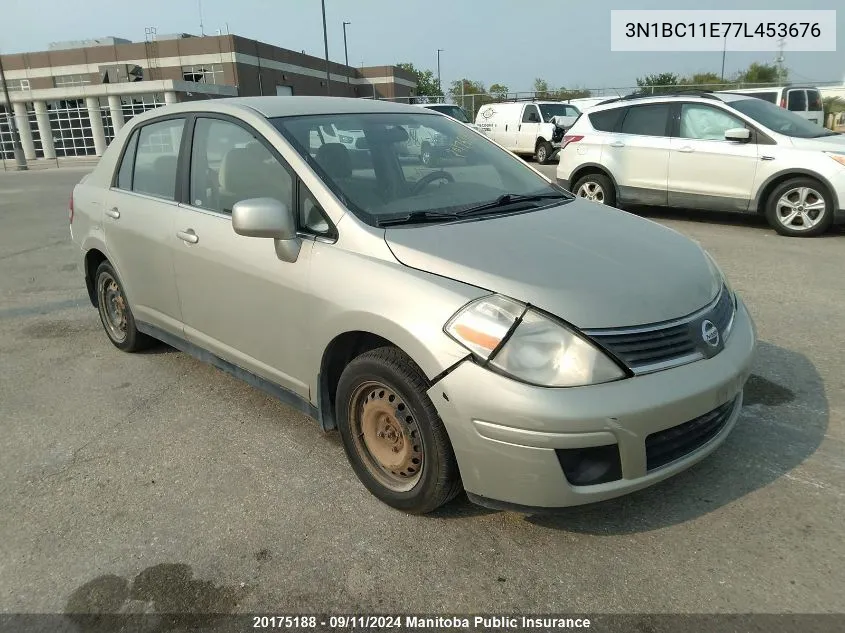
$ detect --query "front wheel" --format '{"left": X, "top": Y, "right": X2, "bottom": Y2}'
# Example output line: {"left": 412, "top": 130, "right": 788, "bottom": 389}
{"left": 765, "top": 177, "right": 833, "bottom": 237}
{"left": 572, "top": 173, "right": 616, "bottom": 206}
{"left": 335, "top": 347, "right": 462, "bottom": 514}
{"left": 535, "top": 141, "right": 554, "bottom": 164}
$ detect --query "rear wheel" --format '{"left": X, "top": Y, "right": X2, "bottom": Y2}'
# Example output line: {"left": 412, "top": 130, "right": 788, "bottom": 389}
{"left": 94, "top": 261, "right": 153, "bottom": 352}
{"left": 765, "top": 177, "right": 833, "bottom": 237}
{"left": 535, "top": 140, "right": 554, "bottom": 164}
{"left": 572, "top": 173, "right": 616, "bottom": 206}
{"left": 335, "top": 347, "right": 462, "bottom": 514}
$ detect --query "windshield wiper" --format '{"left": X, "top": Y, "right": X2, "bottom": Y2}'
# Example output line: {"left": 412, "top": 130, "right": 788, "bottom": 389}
{"left": 456, "top": 192, "right": 571, "bottom": 217}
{"left": 377, "top": 210, "right": 462, "bottom": 227}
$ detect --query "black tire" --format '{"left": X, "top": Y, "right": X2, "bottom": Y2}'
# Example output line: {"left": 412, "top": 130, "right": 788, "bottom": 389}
{"left": 94, "top": 261, "right": 153, "bottom": 352}
{"left": 764, "top": 177, "right": 833, "bottom": 237}
{"left": 535, "top": 140, "right": 554, "bottom": 164}
{"left": 572, "top": 172, "right": 616, "bottom": 207}
{"left": 335, "top": 347, "right": 462, "bottom": 514}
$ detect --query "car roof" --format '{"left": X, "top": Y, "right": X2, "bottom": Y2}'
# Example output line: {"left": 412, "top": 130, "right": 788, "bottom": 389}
{"left": 138, "top": 96, "right": 434, "bottom": 119}
{"left": 585, "top": 92, "right": 756, "bottom": 113}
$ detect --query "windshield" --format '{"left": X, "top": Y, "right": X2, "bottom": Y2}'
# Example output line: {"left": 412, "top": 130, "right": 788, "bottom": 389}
{"left": 538, "top": 103, "right": 579, "bottom": 121}
{"left": 273, "top": 112, "right": 564, "bottom": 226}
{"left": 428, "top": 105, "right": 469, "bottom": 123}
{"left": 730, "top": 97, "right": 837, "bottom": 138}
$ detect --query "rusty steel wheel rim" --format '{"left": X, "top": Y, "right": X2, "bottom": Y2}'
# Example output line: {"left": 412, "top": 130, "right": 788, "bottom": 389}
{"left": 350, "top": 381, "right": 423, "bottom": 492}
{"left": 97, "top": 272, "right": 128, "bottom": 343}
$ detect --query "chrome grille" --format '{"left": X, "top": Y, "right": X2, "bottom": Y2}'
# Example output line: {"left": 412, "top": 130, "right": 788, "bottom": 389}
{"left": 585, "top": 286, "right": 735, "bottom": 374}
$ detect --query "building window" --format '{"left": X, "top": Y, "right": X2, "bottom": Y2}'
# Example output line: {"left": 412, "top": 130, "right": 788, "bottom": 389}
{"left": 5, "top": 78, "right": 30, "bottom": 91}
{"left": 120, "top": 93, "right": 166, "bottom": 123}
{"left": 44, "top": 100, "right": 96, "bottom": 157}
{"left": 182, "top": 64, "right": 224, "bottom": 85}
{"left": 53, "top": 74, "right": 91, "bottom": 88}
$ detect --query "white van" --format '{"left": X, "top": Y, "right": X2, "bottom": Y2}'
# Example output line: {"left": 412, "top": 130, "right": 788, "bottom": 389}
{"left": 474, "top": 101, "right": 580, "bottom": 163}
{"left": 718, "top": 86, "right": 824, "bottom": 126}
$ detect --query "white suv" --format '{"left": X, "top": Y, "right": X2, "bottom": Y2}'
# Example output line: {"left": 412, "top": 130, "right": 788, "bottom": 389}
{"left": 556, "top": 92, "right": 845, "bottom": 237}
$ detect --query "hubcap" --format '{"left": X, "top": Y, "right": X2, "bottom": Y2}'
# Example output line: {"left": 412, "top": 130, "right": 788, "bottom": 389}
{"left": 537, "top": 147, "right": 547, "bottom": 162}
{"left": 350, "top": 382, "right": 423, "bottom": 492}
{"left": 577, "top": 181, "right": 605, "bottom": 203}
{"left": 97, "top": 272, "right": 128, "bottom": 343}
{"left": 775, "top": 186, "right": 826, "bottom": 231}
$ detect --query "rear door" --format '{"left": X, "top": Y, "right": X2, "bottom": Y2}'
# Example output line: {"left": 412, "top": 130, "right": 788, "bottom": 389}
{"left": 604, "top": 103, "right": 671, "bottom": 205}
{"left": 806, "top": 89, "right": 824, "bottom": 126}
{"left": 104, "top": 116, "right": 186, "bottom": 334}
{"left": 668, "top": 102, "right": 759, "bottom": 211}
{"left": 516, "top": 104, "right": 541, "bottom": 153}
{"left": 785, "top": 89, "right": 814, "bottom": 123}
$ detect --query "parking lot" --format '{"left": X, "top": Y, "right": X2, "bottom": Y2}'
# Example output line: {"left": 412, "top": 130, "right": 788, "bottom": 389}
{"left": 1, "top": 166, "right": 844, "bottom": 616}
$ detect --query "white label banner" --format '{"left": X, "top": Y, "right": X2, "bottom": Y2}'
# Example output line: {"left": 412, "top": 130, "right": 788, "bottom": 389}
{"left": 610, "top": 10, "right": 837, "bottom": 51}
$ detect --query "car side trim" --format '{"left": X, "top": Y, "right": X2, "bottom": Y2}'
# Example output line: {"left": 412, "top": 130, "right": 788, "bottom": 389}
{"left": 751, "top": 168, "right": 842, "bottom": 212}
{"left": 136, "top": 321, "right": 320, "bottom": 422}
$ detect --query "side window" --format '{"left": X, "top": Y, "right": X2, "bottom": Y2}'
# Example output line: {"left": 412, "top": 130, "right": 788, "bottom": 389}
{"left": 115, "top": 129, "right": 139, "bottom": 190}
{"left": 522, "top": 105, "right": 540, "bottom": 123}
{"left": 620, "top": 104, "right": 670, "bottom": 137}
{"left": 787, "top": 90, "right": 807, "bottom": 112}
{"left": 132, "top": 119, "right": 184, "bottom": 200}
{"left": 189, "top": 117, "right": 293, "bottom": 214}
{"left": 564, "top": 105, "right": 579, "bottom": 117}
{"left": 679, "top": 104, "right": 745, "bottom": 141}
{"left": 589, "top": 108, "right": 624, "bottom": 132}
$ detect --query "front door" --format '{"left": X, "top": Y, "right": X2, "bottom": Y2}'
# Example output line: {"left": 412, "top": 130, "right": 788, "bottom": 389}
{"left": 517, "top": 104, "right": 541, "bottom": 153}
{"left": 668, "top": 103, "right": 759, "bottom": 211}
{"left": 103, "top": 117, "right": 186, "bottom": 333}
{"left": 171, "top": 116, "right": 314, "bottom": 397}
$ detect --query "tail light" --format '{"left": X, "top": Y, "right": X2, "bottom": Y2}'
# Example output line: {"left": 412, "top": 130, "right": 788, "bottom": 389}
{"left": 69, "top": 193, "right": 74, "bottom": 224}
{"left": 560, "top": 135, "right": 584, "bottom": 151}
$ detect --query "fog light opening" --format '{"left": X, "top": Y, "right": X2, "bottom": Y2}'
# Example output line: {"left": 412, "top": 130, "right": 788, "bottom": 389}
{"left": 556, "top": 444, "right": 622, "bottom": 486}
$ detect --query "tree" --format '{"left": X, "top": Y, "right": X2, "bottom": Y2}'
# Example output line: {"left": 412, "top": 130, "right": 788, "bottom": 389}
{"left": 533, "top": 78, "right": 551, "bottom": 99}
{"left": 553, "top": 87, "right": 592, "bottom": 101}
{"left": 395, "top": 62, "right": 441, "bottom": 98}
{"left": 635, "top": 72, "right": 680, "bottom": 95}
{"left": 489, "top": 83, "right": 509, "bottom": 100}
{"left": 735, "top": 62, "right": 782, "bottom": 86}
{"left": 681, "top": 72, "right": 726, "bottom": 89}
{"left": 449, "top": 78, "right": 492, "bottom": 117}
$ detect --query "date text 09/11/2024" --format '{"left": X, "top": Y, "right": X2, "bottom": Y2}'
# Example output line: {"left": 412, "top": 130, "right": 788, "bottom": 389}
{"left": 251, "top": 615, "right": 593, "bottom": 629}
{"left": 625, "top": 22, "right": 822, "bottom": 39}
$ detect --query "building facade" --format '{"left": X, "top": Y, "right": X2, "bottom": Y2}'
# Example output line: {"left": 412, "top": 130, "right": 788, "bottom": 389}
{"left": 0, "top": 33, "right": 417, "bottom": 160}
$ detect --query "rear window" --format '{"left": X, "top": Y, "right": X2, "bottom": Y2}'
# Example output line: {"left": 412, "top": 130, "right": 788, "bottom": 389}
{"left": 787, "top": 90, "right": 807, "bottom": 112}
{"left": 620, "top": 104, "right": 670, "bottom": 136}
{"left": 807, "top": 90, "right": 822, "bottom": 111}
{"left": 589, "top": 109, "right": 624, "bottom": 132}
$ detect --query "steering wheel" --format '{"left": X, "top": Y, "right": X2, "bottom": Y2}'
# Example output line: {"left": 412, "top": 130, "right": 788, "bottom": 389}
{"left": 411, "top": 170, "right": 454, "bottom": 195}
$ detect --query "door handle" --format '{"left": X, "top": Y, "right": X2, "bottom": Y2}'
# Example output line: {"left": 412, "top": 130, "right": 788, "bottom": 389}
{"left": 105, "top": 207, "right": 120, "bottom": 219}
{"left": 761, "top": 155, "right": 775, "bottom": 161}
{"left": 518, "top": 124, "right": 522, "bottom": 131}
{"left": 176, "top": 229, "right": 199, "bottom": 244}
{"left": 609, "top": 141, "right": 625, "bottom": 148}
{"left": 677, "top": 146, "right": 695, "bottom": 153}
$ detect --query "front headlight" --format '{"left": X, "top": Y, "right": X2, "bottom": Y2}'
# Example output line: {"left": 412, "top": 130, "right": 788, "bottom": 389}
{"left": 825, "top": 152, "right": 845, "bottom": 168}
{"left": 445, "top": 295, "right": 625, "bottom": 387}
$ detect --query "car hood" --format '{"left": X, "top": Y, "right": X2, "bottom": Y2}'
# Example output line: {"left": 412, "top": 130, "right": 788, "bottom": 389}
{"left": 384, "top": 202, "right": 721, "bottom": 329}
{"left": 788, "top": 133, "right": 845, "bottom": 151}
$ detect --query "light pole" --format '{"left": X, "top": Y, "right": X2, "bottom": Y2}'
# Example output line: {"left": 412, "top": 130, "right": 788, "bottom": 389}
{"left": 320, "top": 0, "right": 331, "bottom": 95}
{"left": 720, "top": 35, "right": 727, "bottom": 82}
{"left": 342, "top": 21, "right": 351, "bottom": 92}
{"left": 436, "top": 49, "right": 443, "bottom": 97}
{"left": 0, "top": 53, "right": 27, "bottom": 170}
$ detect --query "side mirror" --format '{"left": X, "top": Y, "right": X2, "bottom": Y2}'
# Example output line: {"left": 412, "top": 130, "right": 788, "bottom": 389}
{"left": 231, "top": 197, "right": 301, "bottom": 263}
{"left": 725, "top": 128, "right": 751, "bottom": 142}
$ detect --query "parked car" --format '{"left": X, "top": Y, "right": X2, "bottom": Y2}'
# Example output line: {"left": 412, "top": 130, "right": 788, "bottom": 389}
{"left": 557, "top": 91, "right": 845, "bottom": 237}
{"left": 717, "top": 86, "right": 824, "bottom": 126}
{"left": 418, "top": 103, "right": 479, "bottom": 130}
{"left": 70, "top": 96, "right": 755, "bottom": 514}
{"left": 475, "top": 101, "right": 581, "bottom": 164}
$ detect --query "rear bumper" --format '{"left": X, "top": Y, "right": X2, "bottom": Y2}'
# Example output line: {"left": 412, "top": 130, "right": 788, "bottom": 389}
{"left": 427, "top": 298, "right": 756, "bottom": 510}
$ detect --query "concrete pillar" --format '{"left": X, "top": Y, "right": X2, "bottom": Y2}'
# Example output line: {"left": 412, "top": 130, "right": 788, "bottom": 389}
{"left": 12, "top": 102, "right": 36, "bottom": 161}
{"left": 85, "top": 96, "right": 106, "bottom": 156}
{"left": 107, "top": 95, "right": 125, "bottom": 133}
{"left": 164, "top": 91, "right": 177, "bottom": 105}
{"left": 33, "top": 101, "right": 56, "bottom": 160}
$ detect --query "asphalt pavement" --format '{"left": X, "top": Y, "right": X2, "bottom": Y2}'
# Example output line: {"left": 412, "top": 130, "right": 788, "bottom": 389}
{"left": 1, "top": 167, "right": 843, "bottom": 618}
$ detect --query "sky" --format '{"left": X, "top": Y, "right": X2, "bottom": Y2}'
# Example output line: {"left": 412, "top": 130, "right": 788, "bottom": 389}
{"left": 1, "top": 0, "right": 843, "bottom": 93}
